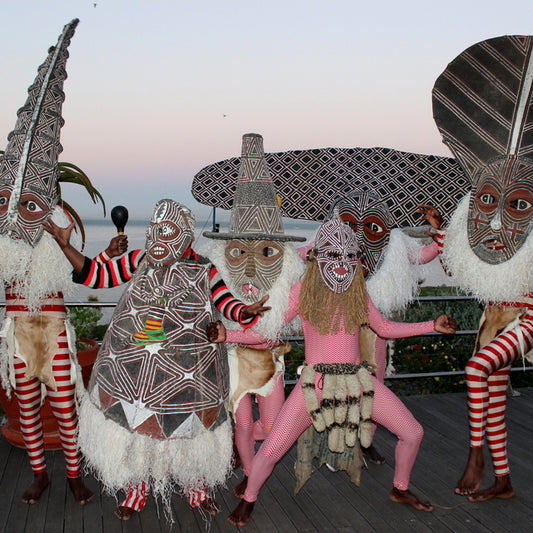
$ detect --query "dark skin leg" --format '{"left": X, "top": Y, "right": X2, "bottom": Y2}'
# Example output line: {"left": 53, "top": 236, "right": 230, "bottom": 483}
{"left": 21, "top": 472, "right": 50, "bottom": 504}
{"left": 362, "top": 444, "right": 386, "bottom": 465}
{"left": 389, "top": 487, "right": 434, "bottom": 512}
{"left": 114, "top": 505, "right": 136, "bottom": 520}
{"left": 455, "top": 446, "right": 486, "bottom": 495}
{"left": 233, "top": 476, "right": 248, "bottom": 498}
{"left": 228, "top": 499, "right": 255, "bottom": 527}
{"left": 67, "top": 477, "right": 94, "bottom": 505}
{"left": 200, "top": 497, "right": 221, "bottom": 515}
{"left": 468, "top": 474, "right": 515, "bottom": 502}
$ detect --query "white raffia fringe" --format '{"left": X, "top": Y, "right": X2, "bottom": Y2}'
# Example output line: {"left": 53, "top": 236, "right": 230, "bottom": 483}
{"left": 442, "top": 194, "right": 533, "bottom": 303}
{"left": 367, "top": 229, "right": 425, "bottom": 317}
{"left": 77, "top": 393, "right": 233, "bottom": 505}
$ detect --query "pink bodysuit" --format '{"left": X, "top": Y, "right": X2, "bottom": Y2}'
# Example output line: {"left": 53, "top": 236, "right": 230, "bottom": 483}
{"left": 226, "top": 281, "right": 435, "bottom": 501}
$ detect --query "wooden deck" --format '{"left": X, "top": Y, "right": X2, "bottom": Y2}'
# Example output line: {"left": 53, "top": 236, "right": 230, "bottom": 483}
{"left": 2, "top": 388, "right": 533, "bottom": 533}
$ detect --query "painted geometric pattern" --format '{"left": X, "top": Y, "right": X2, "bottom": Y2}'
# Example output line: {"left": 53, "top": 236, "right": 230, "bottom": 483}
{"left": 89, "top": 260, "right": 228, "bottom": 440}
{"left": 193, "top": 146, "right": 469, "bottom": 227}
{"left": 0, "top": 20, "right": 76, "bottom": 197}
{"left": 433, "top": 35, "right": 533, "bottom": 180}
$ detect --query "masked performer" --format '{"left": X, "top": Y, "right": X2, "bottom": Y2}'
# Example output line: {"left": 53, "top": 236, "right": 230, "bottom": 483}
{"left": 203, "top": 133, "right": 305, "bottom": 498}
{"left": 431, "top": 35, "right": 533, "bottom": 502}
{"left": 52, "top": 198, "right": 269, "bottom": 520}
{"left": 319, "top": 190, "right": 442, "bottom": 464}
{"left": 0, "top": 19, "right": 102, "bottom": 506}
{"left": 208, "top": 218, "right": 457, "bottom": 526}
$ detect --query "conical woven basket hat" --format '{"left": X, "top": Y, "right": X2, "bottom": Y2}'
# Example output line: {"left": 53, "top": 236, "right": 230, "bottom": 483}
{"left": 204, "top": 133, "right": 305, "bottom": 241}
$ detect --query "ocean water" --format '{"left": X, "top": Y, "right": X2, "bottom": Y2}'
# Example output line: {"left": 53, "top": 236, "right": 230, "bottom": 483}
{"left": 73, "top": 217, "right": 321, "bottom": 306}
{"left": 76, "top": 217, "right": 451, "bottom": 308}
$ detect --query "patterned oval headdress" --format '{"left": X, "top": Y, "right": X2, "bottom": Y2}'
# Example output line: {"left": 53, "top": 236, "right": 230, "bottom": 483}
{"left": 433, "top": 35, "right": 533, "bottom": 182}
{"left": 0, "top": 19, "right": 79, "bottom": 246}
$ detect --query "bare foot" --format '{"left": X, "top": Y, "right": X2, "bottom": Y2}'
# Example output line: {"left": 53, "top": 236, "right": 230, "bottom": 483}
{"left": 233, "top": 476, "right": 248, "bottom": 498}
{"left": 389, "top": 487, "right": 434, "bottom": 512}
{"left": 455, "top": 446, "right": 486, "bottom": 495}
{"left": 67, "top": 477, "right": 94, "bottom": 505}
{"left": 228, "top": 499, "right": 255, "bottom": 527}
{"left": 362, "top": 444, "right": 386, "bottom": 465}
{"left": 200, "top": 497, "right": 221, "bottom": 515}
{"left": 114, "top": 505, "right": 136, "bottom": 520}
{"left": 22, "top": 472, "right": 50, "bottom": 504}
{"left": 468, "top": 475, "right": 515, "bottom": 502}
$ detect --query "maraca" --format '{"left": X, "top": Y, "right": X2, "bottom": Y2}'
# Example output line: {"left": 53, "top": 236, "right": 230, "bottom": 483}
{"left": 111, "top": 205, "right": 129, "bottom": 235}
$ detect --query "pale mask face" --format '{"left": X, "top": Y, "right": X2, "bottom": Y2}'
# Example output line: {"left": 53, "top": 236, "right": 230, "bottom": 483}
{"left": 314, "top": 219, "right": 359, "bottom": 293}
{"left": 145, "top": 200, "right": 195, "bottom": 267}
{"left": 224, "top": 238, "right": 284, "bottom": 301}
{"left": 468, "top": 157, "right": 533, "bottom": 264}
{"left": 330, "top": 191, "right": 391, "bottom": 276}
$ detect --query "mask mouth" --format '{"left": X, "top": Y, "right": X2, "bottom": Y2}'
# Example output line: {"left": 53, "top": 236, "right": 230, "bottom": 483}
{"left": 149, "top": 244, "right": 168, "bottom": 258}
{"left": 332, "top": 264, "right": 349, "bottom": 282}
{"left": 242, "top": 283, "right": 261, "bottom": 296}
{"left": 483, "top": 237, "right": 505, "bottom": 251}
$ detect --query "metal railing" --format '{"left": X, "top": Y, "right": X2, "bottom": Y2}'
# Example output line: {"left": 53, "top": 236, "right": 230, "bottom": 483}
{"left": 7, "top": 296, "right": 530, "bottom": 385}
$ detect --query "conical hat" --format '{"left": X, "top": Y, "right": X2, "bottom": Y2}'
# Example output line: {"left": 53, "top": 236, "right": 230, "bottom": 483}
{"left": 432, "top": 35, "right": 533, "bottom": 183}
{"left": 0, "top": 19, "right": 79, "bottom": 228}
{"left": 203, "top": 133, "right": 305, "bottom": 241}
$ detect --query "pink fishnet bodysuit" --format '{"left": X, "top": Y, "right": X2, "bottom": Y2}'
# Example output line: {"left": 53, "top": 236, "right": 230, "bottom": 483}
{"left": 226, "top": 281, "right": 435, "bottom": 501}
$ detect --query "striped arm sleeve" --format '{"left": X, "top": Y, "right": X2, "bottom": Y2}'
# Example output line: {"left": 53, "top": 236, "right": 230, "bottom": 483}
{"left": 209, "top": 266, "right": 258, "bottom": 328}
{"left": 73, "top": 249, "right": 144, "bottom": 288}
{"left": 434, "top": 228, "right": 445, "bottom": 254}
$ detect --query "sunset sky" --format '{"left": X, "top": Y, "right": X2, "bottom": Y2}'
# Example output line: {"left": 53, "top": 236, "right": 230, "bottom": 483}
{"left": 1, "top": 0, "right": 532, "bottom": 221}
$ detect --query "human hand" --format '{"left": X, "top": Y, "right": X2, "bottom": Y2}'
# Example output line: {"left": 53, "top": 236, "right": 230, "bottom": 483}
{"left": 105, "top": 235, "right": 128, "bottom": 258}
{"left": 206, "top": 320, "right": 226, "bottom": 343}
{"left": 43, "top": 219, "right": 75, "bottom": 250}
{"left": 242, "top": 295, "right": 271, "bottom": 319}
{"left": 417, "top": 204, "right": 443, "bottom": 230}
{"left": 434, "top": 314, "right": 457, "bottom": 334}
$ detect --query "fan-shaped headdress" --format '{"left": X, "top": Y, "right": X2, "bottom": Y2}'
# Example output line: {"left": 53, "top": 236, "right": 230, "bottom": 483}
{"left": 433, "top": 35, "right": 533, "bottom": 264}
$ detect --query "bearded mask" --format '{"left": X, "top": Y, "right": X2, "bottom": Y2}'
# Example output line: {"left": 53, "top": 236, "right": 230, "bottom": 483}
{"left": 433, "top": 35, "right": 533, "bottom": 266}
{"left": 224, "top": 239, "right": 284, "bottom": 300}
{"left": 145, "top": 199, "right": 195, "bottom": 268}
{"left": 468, "top": 156, "right": 533, "bottom": 264}
{"left": 314, "top": 219, "right": 360, "bottom": 293}
{"left": 328, "top": 190, "right": 391, "bottom": 276}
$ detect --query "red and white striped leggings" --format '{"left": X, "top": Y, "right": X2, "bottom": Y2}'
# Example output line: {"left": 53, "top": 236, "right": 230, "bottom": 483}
{"left": 13, "top": 331, "right": 81, "bottom": 478}
{"left": 465, "top": 312, "right": 533, "bottom": 476}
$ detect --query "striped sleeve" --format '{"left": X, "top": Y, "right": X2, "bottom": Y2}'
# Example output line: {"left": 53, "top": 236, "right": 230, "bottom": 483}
{"left": 73, "top": 249, "right": 145, "bottom": 288}
{"left": 434, "top": 228, "right": 445, "bottom": 254}
{"left": 209, "top": 266, "right": 258, "bottom": 328}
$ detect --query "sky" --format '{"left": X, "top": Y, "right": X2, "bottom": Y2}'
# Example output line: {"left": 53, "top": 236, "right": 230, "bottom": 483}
{"left": 1, "top": 0, "right": 532, "bottom": 223}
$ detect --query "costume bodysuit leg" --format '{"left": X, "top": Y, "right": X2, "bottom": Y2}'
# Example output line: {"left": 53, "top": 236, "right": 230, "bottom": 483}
{"left": 243, "top": 381, "right": 312, "bottom": 502}
{"left": 371, "top": 378, "right": 424, "bottom": 489}
{"left": 465, "top": 313, "right": 533, "bottom": 476}
{"left": 14, "top": 331, "right": 81, "bottom": 478}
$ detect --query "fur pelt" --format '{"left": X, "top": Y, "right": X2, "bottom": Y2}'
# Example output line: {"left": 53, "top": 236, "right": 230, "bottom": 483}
{"left": 229, "top": 343, "right": 291, "bottom": 414}
{"left": 301, "top": 363, "right": 374, "bottom": 453}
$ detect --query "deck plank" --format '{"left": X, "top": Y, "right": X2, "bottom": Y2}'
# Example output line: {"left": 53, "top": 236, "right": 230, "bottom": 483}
{"left": 2, "top": 389, "right": 533, "bottom": 532}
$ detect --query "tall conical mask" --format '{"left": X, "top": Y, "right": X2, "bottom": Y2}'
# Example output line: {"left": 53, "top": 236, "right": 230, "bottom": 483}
{"left": 203, "top": 133, "right": 304, "bottom": 242}
{"left": 0, "top": 19, "right": 79, "bottom": 246}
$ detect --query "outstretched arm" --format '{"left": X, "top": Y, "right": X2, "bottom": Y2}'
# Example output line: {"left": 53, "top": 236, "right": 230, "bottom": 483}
{"left": 43, "top": 219, "right": 86, "bottom": 273}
